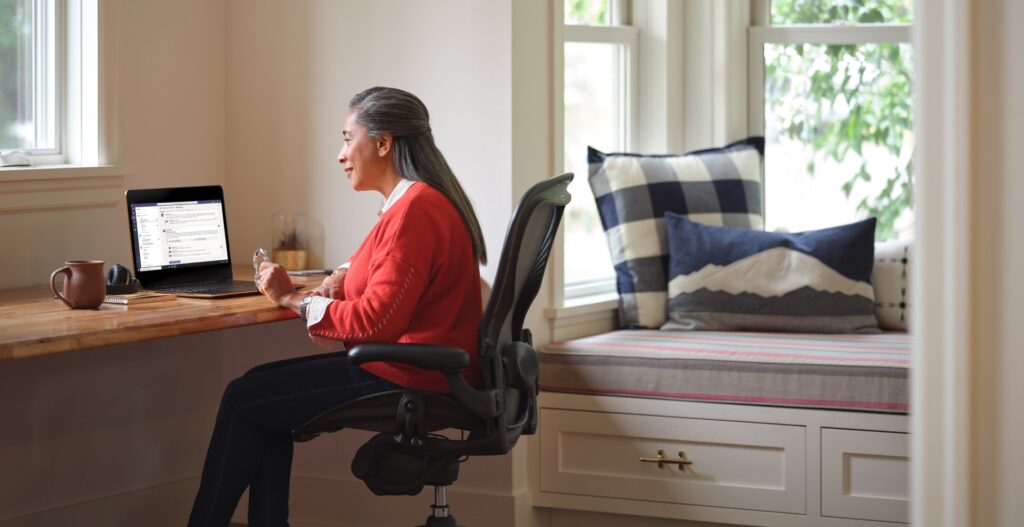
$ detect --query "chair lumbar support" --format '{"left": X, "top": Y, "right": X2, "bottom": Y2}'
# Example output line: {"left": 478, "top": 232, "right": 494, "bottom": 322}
{"left": 421, "top": 485, "right": 458, "bottom": 527}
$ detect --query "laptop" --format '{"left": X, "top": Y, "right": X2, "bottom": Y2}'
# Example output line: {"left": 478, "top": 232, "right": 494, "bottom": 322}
{"left": 125, "top": 185, "right": 275, "bottom": 298}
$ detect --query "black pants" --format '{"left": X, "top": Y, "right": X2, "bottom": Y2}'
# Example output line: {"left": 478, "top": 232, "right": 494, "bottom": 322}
{"left": 187, "top": 351, "right": 399, "bottom": 527}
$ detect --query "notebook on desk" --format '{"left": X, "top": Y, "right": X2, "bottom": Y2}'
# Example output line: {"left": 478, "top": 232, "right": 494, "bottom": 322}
{"left": 125, "top": 185, "right": 286, "bottom": 299}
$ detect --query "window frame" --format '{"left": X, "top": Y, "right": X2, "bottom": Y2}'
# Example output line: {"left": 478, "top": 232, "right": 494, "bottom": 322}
{"left": 2, "top": 0, "right": 65, "bottom": 161}
{"left": 748, "top": 14, "right": 913, "bottom": 232}
{"left": 748, "top": 23, "right": 913, "bottom": 133}
{"left": 556, "top": 0, "right": 638, "bottom": 303}
{"left": 1, "top": 0, "right": 104, "bottom": 168}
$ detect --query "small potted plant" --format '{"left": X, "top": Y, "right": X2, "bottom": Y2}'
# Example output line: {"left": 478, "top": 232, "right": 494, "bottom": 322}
{"left": 272, "top": 216, "right": 308, "bottom": 271}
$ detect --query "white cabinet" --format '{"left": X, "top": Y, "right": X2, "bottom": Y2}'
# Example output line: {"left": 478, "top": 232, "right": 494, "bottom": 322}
{"left": 533, "top": 392, "right": 910, "bottom": 527}
{"left": 821, "top": 428, "right": 910, "bottom": 523}
{"left": 539, "top": 409, "right": 806, "bottom": 514}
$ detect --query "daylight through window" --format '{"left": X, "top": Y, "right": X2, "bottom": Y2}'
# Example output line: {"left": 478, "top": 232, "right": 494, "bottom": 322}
{"left": 753, "top": 0, "right": 914, "bottom": 240}
{"left": 561, "top": 0, "right": 635, "bottom": 299}
{"left": 0, "top": 0, "right": 59, "bottom": 154}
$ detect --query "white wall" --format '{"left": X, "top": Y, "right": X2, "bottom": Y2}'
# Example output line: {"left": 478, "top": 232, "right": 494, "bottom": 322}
{"left": 115, "top": 0, "right": 227, "bottom": 192}
{"left": 224, "top": 0, "right": 514, "bottom": 284}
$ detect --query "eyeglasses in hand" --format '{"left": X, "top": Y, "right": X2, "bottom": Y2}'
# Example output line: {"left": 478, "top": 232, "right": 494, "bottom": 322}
{"left": 253, "top": 248, "right": 269, "bottom": 290}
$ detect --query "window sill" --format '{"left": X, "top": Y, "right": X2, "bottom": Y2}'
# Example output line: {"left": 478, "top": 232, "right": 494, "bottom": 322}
{"left": 0, "top": 164, "right": 129, "bottom": 214}
{"left": 545, "top": 291, "right": 620, "bottom": 341}
{"left": 0, "top": 164, "right": 126, "bottom": 182}
{"left": 545, "top": 291, "right": 619, "bottom": 320}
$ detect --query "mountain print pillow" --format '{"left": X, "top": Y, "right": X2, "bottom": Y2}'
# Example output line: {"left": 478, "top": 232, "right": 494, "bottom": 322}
{"left": 662, "top": 214, "right": 880, "bottom": 334}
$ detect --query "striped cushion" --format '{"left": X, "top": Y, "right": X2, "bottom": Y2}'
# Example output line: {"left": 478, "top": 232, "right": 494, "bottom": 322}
{"left": 540, "top": 330, "right": 910, "bottom": 413}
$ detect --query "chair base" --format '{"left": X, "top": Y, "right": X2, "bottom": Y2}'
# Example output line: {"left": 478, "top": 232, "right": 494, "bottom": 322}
{"left": 418, "top": 485, "right": 459, "bottom": 527}
{"left": 420, "top": 514, "right": 458, "bottom": 527}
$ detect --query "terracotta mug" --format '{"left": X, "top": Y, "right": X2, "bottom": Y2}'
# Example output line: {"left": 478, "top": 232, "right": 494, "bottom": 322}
{"left": 50, "top": 260, "right": 106, "bottom": 309}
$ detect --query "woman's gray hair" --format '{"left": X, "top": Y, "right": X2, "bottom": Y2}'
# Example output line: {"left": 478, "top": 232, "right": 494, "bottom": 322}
{"left": 349, "top": 87, "right": 487, "bottom": 265}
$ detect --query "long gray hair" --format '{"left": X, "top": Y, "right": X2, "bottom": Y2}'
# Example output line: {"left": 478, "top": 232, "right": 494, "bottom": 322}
{"left": 349, "top": 87, "right": 487, "bottom": 265}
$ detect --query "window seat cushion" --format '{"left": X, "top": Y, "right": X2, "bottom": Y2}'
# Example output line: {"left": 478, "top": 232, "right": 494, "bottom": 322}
{"left": 540, "top": 330, "right": 909, "bottom": 413}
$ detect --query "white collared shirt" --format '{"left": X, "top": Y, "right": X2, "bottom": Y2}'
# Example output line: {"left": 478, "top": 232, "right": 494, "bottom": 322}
{"left": 380, "top": 177, "right": 416, "bottom": 216}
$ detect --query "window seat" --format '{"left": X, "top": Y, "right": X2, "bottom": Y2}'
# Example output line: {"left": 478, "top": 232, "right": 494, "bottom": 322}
{"left": 532, "top": 329, "right": 911, "bottom": 526}
{"left": 540, "top": 330, "right": 910, "bottom": 413}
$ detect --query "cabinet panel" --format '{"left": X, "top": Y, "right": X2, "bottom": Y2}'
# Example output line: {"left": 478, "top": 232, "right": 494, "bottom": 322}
{"left": 821, "top": 428, "right": 909, "bottom": 523}
{"left": 539, "top": 408, "right": 806, "bottom": 514}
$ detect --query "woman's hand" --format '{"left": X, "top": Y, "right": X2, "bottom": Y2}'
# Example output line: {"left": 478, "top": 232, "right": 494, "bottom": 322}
{"left": 315, "top": 268, "right": 347, "bottom": 299}
{"left": 258, "top": 262, "right": 303, "bottom": 311}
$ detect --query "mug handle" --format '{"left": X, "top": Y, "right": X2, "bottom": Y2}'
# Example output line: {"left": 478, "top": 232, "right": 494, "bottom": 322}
{"left": 49, "top": 266, "right": 75, "bottom": 308}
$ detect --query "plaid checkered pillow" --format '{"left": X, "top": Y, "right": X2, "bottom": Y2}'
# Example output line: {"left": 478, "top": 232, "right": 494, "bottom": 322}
{"left": 588, "top": 137, "right": 765, "bottom": 328}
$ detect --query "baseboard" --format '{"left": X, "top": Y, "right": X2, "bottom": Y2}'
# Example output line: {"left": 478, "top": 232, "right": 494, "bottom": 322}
{"left": 233, "top": 475, "right": 526, "bottom": 527}
{"left": 0, "top": 473, "right": 531, "bottom": 527}
{"left": 0, "top": 477, "right": 198, "bottom": 527}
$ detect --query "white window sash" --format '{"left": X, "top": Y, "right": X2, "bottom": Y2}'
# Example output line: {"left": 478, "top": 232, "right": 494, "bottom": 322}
{"left": 564, "top": 24, "right": 638, "bottom": 43}
{"left": 5, "top": 0, "right": 63, "bottom": 158}
{"left": 558, "top": 20, "right": 638, "bottom": 303}
{"left": 2, "top": 0, "right": 102, "bottom": 166}
{"left": 36, "top": 0, "right": 59, "bottom": 156}
{"left": 563, "top": 24, "right": 638, "bottom": 163}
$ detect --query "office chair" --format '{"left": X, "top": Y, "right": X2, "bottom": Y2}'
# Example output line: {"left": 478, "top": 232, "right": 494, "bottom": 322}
{"left": 293, "top": 173, "right": 573, "bottom": 527}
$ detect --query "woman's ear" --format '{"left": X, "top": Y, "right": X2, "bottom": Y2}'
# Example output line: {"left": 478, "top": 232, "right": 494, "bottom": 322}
{"left": 377, "top": 133, "right": 393, "bottom": 157}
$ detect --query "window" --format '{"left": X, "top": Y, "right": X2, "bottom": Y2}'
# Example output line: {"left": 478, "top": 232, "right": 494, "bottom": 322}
{"left": 560, "top": 0, "right": 637, "bottom": 300}
{"left": 1, "top": 0, "right": 100, "bottom": 166}
{"left": 0, "top": 0, "right": 59, "bottom": 156}
{"left": 750, "top": 0, "right": 914, "bottom": 240}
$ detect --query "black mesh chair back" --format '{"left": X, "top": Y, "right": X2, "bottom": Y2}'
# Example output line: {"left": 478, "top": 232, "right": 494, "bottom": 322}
{"left": 474, "top": 172, "right": 572, "bottom": 453}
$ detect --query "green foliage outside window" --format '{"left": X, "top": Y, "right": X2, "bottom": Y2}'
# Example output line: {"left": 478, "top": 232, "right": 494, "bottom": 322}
{"left": 771, "top": 0, "right": 912, "bottom": 25}
{"left": 566, "top": 0, "right": 608, "bottom": 26}
{"left": 769, "top": 0, "right": 914, "bottom": 240}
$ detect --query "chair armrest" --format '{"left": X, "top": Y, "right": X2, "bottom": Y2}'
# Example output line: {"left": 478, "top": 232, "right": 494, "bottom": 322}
{"left": 351, "top": 343, "right": 500, "bottom": 419}
{"left": 348, "top": 343, "right": 470, "bottom": 372}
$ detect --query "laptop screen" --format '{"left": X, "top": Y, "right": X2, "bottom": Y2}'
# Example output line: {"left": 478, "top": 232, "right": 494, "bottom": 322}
{"left": 129, "top": 199, "right": 229, "bottom": 272}
{"left": 125, "top": 185, "right": 235, "bottom": 287}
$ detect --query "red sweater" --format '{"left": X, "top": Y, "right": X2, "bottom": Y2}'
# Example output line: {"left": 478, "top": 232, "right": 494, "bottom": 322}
{"left": 308, "top": 182, "right": 483, "bottom": 393}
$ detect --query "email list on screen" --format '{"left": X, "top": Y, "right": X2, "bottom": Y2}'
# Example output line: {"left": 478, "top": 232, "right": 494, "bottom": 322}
{"left": 130, "top": 200, "right": 229, "bottom": 272}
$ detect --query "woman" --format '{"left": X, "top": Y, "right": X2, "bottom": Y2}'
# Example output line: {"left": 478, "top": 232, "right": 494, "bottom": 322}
{"left": 187, "top": 87, "right": 486, "bottom": 526}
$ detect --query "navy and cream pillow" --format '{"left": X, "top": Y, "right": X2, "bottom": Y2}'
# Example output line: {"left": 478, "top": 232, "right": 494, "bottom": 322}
{"left": 588, "top": 137, "right": 765, "bottom": 328}
{"left": 872, "top": 239, "right": 912, "bottom": 331}
{"left": 662, "top": 215, "right": 880, "bottom": 334}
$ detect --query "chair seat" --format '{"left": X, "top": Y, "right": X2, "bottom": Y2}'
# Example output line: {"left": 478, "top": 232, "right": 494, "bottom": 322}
{"left": 294, "top": 390, "right": 481, "bottom": 442}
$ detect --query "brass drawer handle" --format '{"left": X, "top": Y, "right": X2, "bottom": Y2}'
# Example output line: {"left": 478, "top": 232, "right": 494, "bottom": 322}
{"left": 639, "top": 449, "right": 693, "bottom": 470}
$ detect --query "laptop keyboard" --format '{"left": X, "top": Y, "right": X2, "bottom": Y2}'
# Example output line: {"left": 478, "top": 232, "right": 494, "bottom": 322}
{"left": 154, "top": 282, "right": 257, "bottom": 295}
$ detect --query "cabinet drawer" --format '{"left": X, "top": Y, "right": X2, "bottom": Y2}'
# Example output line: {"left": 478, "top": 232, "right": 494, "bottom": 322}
{"left": 539, "top": 408, "right": 806, "bottom": 514}
{"left": 822, "top": 428, "right": 909, "bottom": 523}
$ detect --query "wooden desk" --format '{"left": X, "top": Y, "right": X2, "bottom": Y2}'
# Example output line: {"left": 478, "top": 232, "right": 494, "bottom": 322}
{"left": 0, "top": 266, "right": 323, "bottom": 361}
